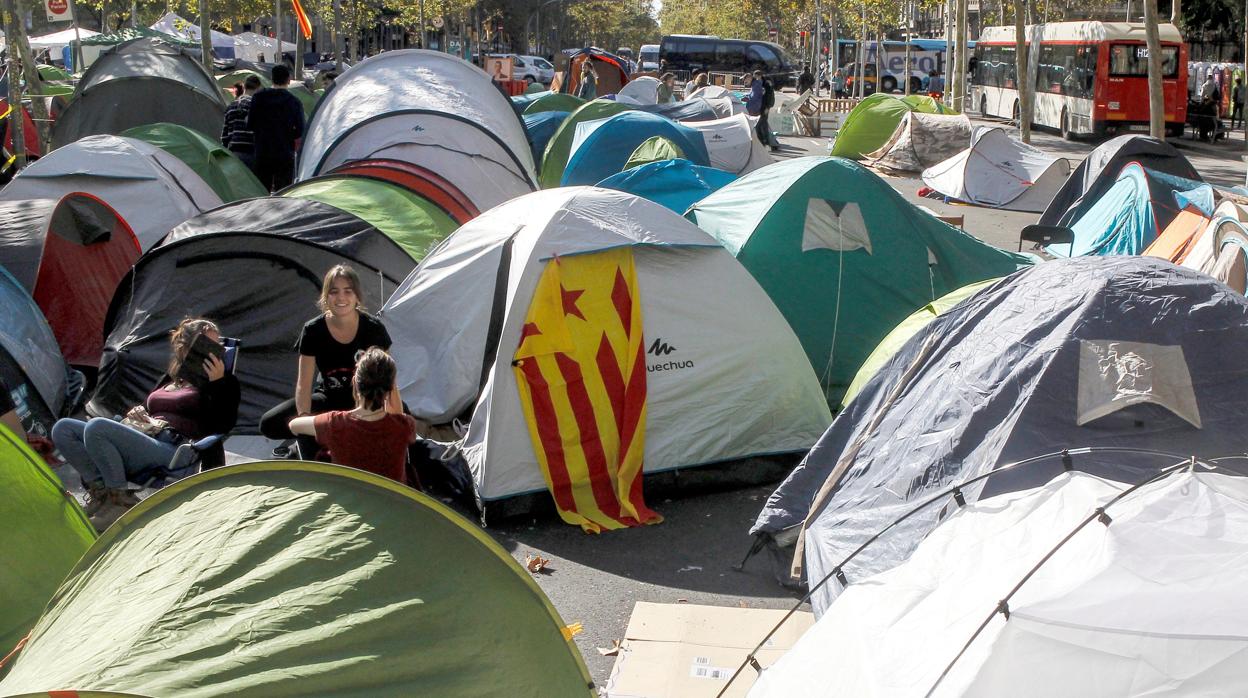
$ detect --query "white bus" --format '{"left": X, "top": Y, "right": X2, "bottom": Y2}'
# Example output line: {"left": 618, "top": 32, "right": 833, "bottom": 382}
{"left": 972, "top": 22, "right": 1189, "bottom": 139}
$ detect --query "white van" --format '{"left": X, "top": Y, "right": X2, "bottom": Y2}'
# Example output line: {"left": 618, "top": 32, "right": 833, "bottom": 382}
{"left": 639, "top": 44, "right": 659, "bottom": 71}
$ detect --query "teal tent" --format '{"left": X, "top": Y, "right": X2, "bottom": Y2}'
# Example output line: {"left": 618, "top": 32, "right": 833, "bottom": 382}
{"left": 540, "top": 98, "right": 634, "bottom": 187}
{"left": 561, "top": 110, "right": 710, "bottom": 186}
{"left": 0, "top": 462, "right": 594, "bottom": 696}
{"left": 830, "top": 93, "right": 954, "bottom": 159}
{"left": 122, "top": 122, "right": 267, "bottom": 202}
{"left": 598, "top": 158, "right": 736, "bottom": 213}
{"left": 687, "top": 156, "right": 1032, "bottom": 405}
{"left": 521, "top": 110, "right": 570, "bottom": 168}
{"left": 0, "top": 425, "right": 95, "bottom": 658}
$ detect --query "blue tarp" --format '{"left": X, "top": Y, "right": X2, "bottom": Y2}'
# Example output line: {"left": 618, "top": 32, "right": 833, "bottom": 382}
{"left": 562, "top": 111, "right": 711, "bottom": 186}
{"left": 637, "top": 99, "right": 720, "bottom": 123}
{"left": 1050, "top": 163, "right": 1210, "bottom": 257}
{"left": 521, "top": 111, "right": 569, "bottom": 169}
{"left": 0, "top": 267, "right": 68, "bottom": 433}
{"left": 597, "top": 159, "right": 737, "bottom": 213}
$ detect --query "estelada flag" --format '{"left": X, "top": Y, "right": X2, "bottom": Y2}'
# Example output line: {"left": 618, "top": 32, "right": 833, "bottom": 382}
{"left": 291, "top": 0, "right": 313, "bottom": 40}
{"left": 513, "top": 249, "right": 660, "bottom": 533}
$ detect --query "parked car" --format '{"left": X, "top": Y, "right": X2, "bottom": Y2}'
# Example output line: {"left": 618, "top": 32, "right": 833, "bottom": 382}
{"left": 843, "top": 61, "right": 926, "bottom": 94}
{"left": 519, "top": 54, "right": 555, "bottom": 84}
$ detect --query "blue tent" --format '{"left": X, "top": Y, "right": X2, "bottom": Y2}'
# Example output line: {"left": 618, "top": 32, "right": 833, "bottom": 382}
{"left": 1050, "top": 162, "right": 1211, "bottom": 257}
{"left": 597, "top": 159, "right": 737, "bottom": 213}
{"left": 522, "top": 111, "right": 569, "bottom": 169}
{"left": 562, "top": 111, "right": 711, "bottom": 186}
{"left": 0, "top": 267, "right": 71, "bottom": 437}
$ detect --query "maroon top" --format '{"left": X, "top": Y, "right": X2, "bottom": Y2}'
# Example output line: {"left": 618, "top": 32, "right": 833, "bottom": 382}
{"left": 146, "top": 385, "right": 204, "bottom": 439}
{"left": 144, "top": 376, "right": 241, "bottom": 441}
{"left": 313, "top": 411, "right": 417, "bottom": 485}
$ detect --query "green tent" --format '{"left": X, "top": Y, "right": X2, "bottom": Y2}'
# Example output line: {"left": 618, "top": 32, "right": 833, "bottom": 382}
{"left": 623, "top": 135, "right": 685, "bottom": 171}
{"left": 37, "top": 64, "right": 72, "bottom": 82}
{"left": 215, "top": 69, "right": 271, "bottom": 90}
{"left": 0, "top": 425, "right": 95, "bottom": 657}
{"left": 288, "top": 83, "right": 319, "bottom": 118}
{"left": 524, "top": 80, "right": 547, "bottom": 94}
{"left": 77, "top": 27, "right": 199, "bottom": 48}
{"left": 840, "top": 278, "right": 998, "bottom": 408}
{"left": 0, "top": 462, "right": 594, "bottom": 696}
{"left": 283, "top": 176, "right": 458, "bottom": 261}
{"left": 686, "top": 156, "right": 1032, "bottom": 406}
{"left": 523, "top": 91, "right": 585, "bottom": 116}
{"left": 830, "top": 93, "right": 955, "bottom": 159}
{"left": 122, "top": 122, "right": 267, "bottom": 202}
{"left": 539, "top": 98, "right": 633, "bottom": 188}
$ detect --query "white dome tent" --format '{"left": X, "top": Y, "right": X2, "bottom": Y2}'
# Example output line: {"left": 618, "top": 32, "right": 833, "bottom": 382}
{"left": 298, "top": 50, "right": 537, "bottom": 212}
{"left": 0, "top": 134, "right": 222, "bottom": 251}
{"left": 616, "top": 76, "right": 660, "bottom": 104}
{"left": 686, "top": 114, "right": 771, "bottom": 175}
{"left": 922, "top": 126, "right": 1071, "bottom": 212}
{"left": 749, "top": 462, "right": 1248, "bottom": 697}
{"left": 380, "top": 187, "right": 831, "bottom": 504}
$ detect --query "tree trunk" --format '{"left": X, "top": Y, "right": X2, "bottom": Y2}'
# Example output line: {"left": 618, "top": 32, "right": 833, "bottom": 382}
{"left": 332, "top": 0, "right": 343, "bottom": 70}
{"left": 904, "top": 0, "right": 912, "bottom": 95}
{"left": 3, "top": 0, "right": 26, "bottom": 168}
{"left": 199, "top": 0, "right": 212, "bottom": 73}
{"left": 1014, "top": 0, "right": 1030, "bottom": 141}
{"left": 1143, "top": 0, "right": 1165, "bottom": 139}
{"left": 6, "top": 0, "right": 51, "bottom": 151}
{"left": 953, "top": 0, "right": 968, "bottom": 111}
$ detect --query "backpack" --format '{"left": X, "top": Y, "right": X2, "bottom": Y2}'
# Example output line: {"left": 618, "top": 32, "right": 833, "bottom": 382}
{"left": 763, "top": 80, "right": 776, "bottom": 109}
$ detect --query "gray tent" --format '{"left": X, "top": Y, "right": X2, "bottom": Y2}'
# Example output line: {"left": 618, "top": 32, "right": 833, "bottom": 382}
{"left": 51, "top": 36, "right": 226, "bottom": 148}
{"left": 751, "top": 256, "right": 1248, "bottom": 615}
{"left": 866, "top": 112, "right": 971, "bottom": 173}
{"left": 1038, "top": 135, "right": 1200, "bottom": 227}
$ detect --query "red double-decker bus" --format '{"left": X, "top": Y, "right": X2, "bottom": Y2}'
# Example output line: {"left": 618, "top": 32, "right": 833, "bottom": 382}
{"left": 972, "top": 21, "right": 1188, "bottom": 139}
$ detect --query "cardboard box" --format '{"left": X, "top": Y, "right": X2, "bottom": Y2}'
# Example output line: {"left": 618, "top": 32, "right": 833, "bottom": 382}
{"left": 605, "top": 602, "right": 815, "bottom": 698}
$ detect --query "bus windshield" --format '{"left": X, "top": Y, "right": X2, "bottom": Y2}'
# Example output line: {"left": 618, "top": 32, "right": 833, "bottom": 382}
{"left": 1108, "top": 44, "right": 1178, "bottom": 78}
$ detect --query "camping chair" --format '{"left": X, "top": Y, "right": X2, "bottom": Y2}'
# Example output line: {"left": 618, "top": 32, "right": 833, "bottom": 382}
{"left": 129, "top": 434, "right": 227, "bottom": 490}
{"left": 1019, "top": 224, "right": 1074, "bottom": 252}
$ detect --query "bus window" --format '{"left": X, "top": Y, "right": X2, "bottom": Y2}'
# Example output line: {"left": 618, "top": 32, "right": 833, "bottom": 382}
{"left": 717, "top": 42, "right": 746, "bottom": 72}
{"left": 1109, "top": 44, "right": 1178, "bottom": 78}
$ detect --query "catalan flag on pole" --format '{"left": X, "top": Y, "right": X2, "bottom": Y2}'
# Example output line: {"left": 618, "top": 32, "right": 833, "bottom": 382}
{"left": 513, "top": 249, "right": 660, "bottom": 533}
{"left": 291, "top": 0, "right": 313, "bottom": 40}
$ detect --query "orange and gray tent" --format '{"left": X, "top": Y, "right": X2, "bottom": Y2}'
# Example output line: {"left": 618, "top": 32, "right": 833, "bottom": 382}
{"left": 0, "top": 461, "right": 593, "bottom": 696}
{"left": 0, "top": 426, "right": 94, "bottom": 662}
{"left": 50, "top": 36, "right": 227, "bottom": 148}
{"left": 553, "top": 47, "right": 630, "bottom": 97}
{"left": 326, "top": 158, "right": 479, "bottom": 223}
{"left": 298, "top": 50, "right": 536, "bottom": 212}
{"left": 0, "top": 194, "right": 141, "bottom": 367}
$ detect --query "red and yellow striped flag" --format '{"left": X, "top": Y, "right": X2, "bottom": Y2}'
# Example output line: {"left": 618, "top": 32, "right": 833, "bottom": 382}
{"left": 291, "top": 0, "right": 313, "bottom": 39}
{"left": 513, "top": 249, "right": 660, "bottom": 533}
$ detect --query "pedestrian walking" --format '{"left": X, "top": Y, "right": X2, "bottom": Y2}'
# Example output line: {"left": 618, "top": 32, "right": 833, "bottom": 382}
{"left": 247, "top": 64, "right": 305, "bottom": 192}
{"left": 657, "top": 72, "right": 677, "bottom": 103}
{"left": 747, "top": 69, "right": 778, "bottom": 151}
{"left": 1233, "top": 78, "right": 1244, "bottom": 129}
{"left": 221, "top": 74, "right": 261, "bottom": 172}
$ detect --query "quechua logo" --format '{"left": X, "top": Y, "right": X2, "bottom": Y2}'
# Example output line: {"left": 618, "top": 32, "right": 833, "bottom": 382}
{"left": 647, "top": 337, "right": 693, "bottom": 373}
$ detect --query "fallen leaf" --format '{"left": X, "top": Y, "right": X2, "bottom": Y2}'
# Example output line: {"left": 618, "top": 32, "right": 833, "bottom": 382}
{"left": 562, "top": 621, "right": 584, "bottom": 640}
{"left": 597, "top": 639, "right": 623, "bottom": 656}
{"left": 526, "top": 554, "right": 551, "bottom": 574}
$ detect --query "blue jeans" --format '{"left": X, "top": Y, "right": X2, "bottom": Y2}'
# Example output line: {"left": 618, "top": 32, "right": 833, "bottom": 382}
{"left": 52, "top": 418, "right": 179, "bottom": 489}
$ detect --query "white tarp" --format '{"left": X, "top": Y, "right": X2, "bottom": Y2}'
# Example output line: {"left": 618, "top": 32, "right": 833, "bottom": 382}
{"left": 28, "top": 28, "right": 100, "bottom": 50}
{"left": 0, "top": 135, "right": 221, "bottom": 251}
{"left": 922, "top": 126, "right": 1070, "bottom": 212}
{"left": 231, "top": 31, "right": 295, "bottom": 63}
{"left": 150, "top": 12, "right": 234, "bottom": 56}
{"left": 298, "top": 49, "right": 536, "bottom": 211}
{"left": 381, "top": 187, "right": 831, "bottom": 501}
{"left": 617, "top": 76, "right": 659, "bottom": 105}
{"left": 751, "top": 468, "right": 1248, "bottom": 697}
{"left": 686, "top": 114, "right": 770, "bottom": 175}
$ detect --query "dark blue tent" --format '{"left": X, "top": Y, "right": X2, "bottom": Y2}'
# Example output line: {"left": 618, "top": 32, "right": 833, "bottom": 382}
{"left": 521, "top": 111, "right": 569, "bottom": 169}
{"left": 0, "top": 267, "right": 73, "bottom": 437}
{"left": 638, "top": 99, "right": 720, "bottom": 123}
{"left": 751, "top": 256, "right": 1248, "bottom": 615}
{"left": 597, "top": 158, "right": 736, "bottom": 213}
{"left": 562, "top": 111, "right": 710, "bottom": 186}
{"left": 1050, "top": 163, "right": 1211, "bottom": 257}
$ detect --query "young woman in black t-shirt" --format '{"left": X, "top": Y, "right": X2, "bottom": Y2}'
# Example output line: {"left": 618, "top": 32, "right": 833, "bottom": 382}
{"left": 259, "top": 265, "right": 394, "bottom": 457}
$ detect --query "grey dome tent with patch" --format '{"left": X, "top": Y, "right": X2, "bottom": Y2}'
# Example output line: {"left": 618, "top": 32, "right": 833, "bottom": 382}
{"left": 88, "top": 198, "right": 415, "bottom": 431}
{"left": 866, "top": 112, "right": 972, "bottom": 173}
{"left": 751, "top": 257, "right": 1248, "bottom": 615}
{"left": 50, "top": 36, "right": 227, "bottom": 148}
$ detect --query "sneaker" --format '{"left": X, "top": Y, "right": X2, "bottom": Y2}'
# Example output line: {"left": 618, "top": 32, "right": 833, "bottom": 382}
{"left": 271, "top": 439, "right": 295, "bottom": 458}
{"left": 88, "top": 488, "right": 141, "bottom": 533}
